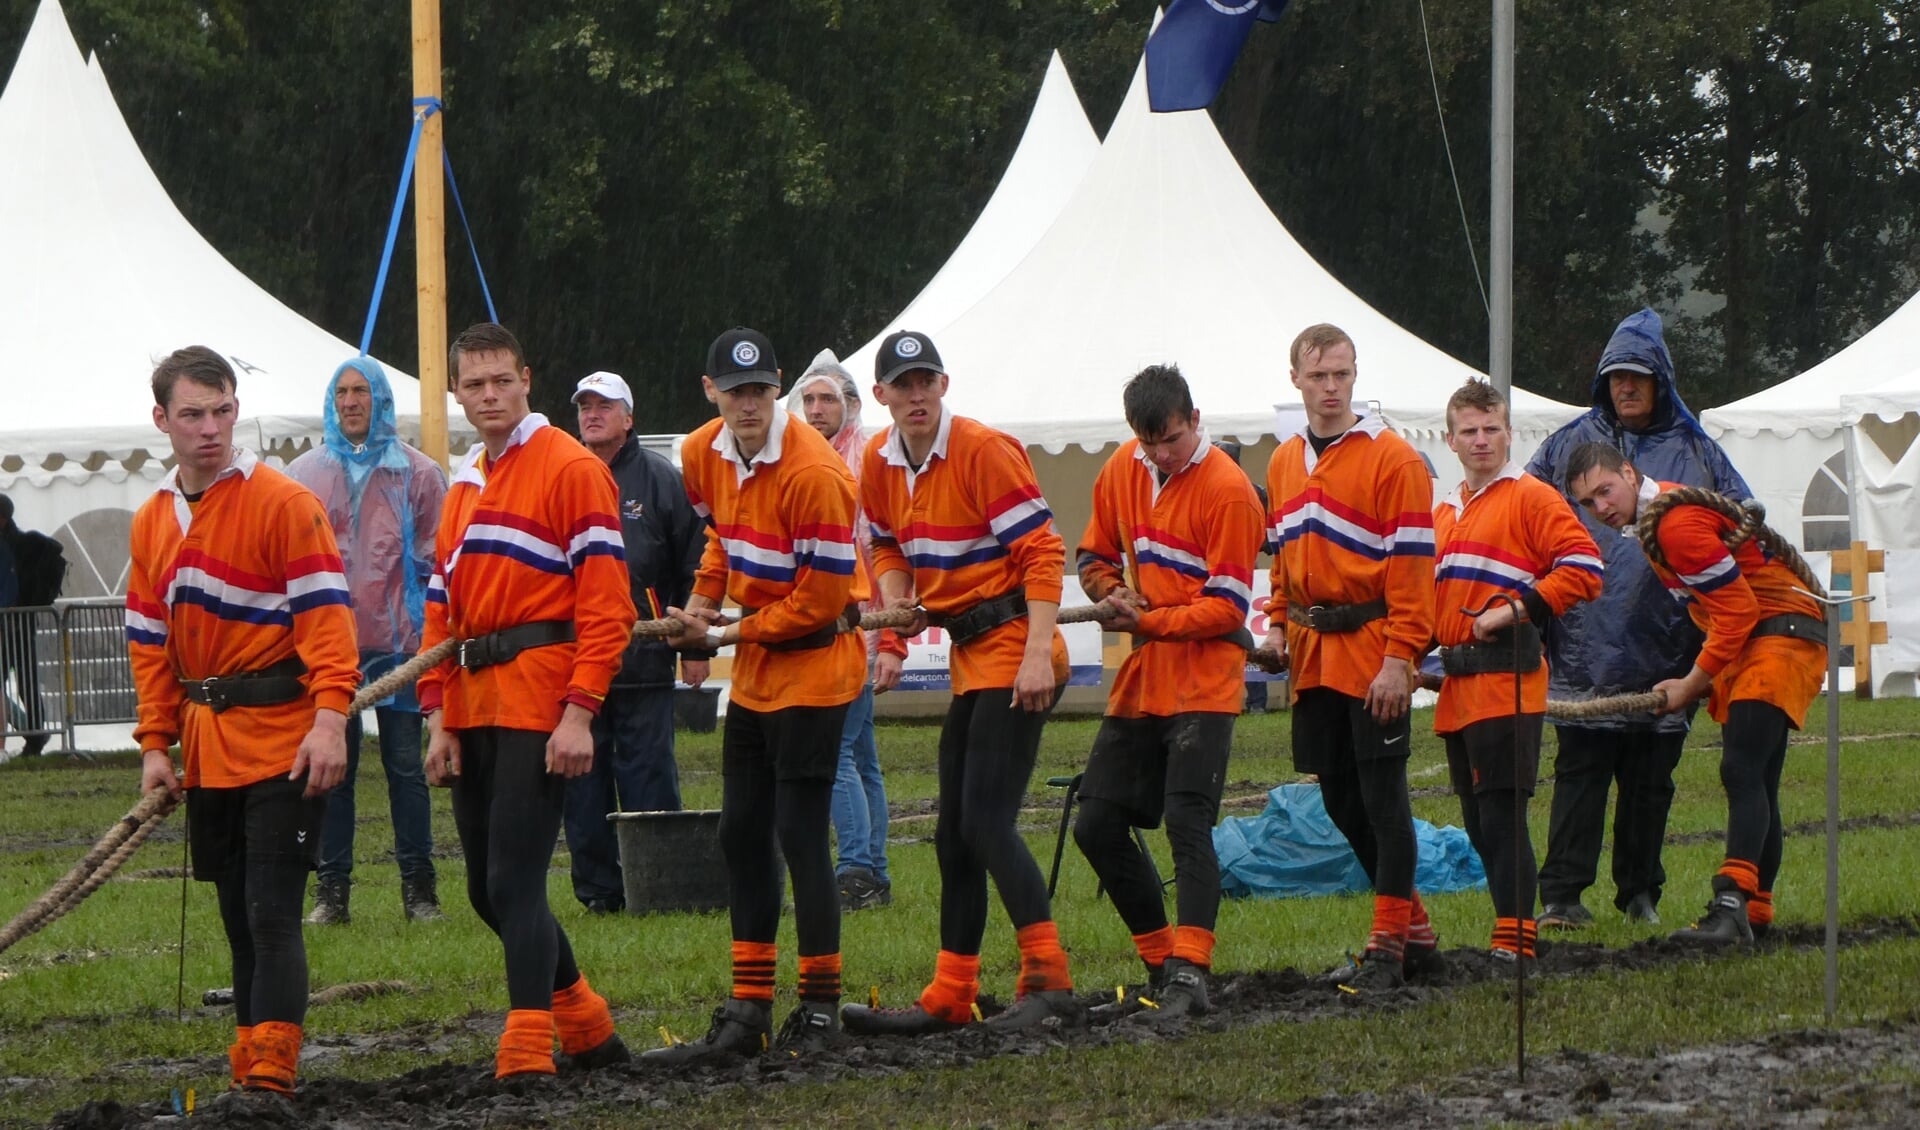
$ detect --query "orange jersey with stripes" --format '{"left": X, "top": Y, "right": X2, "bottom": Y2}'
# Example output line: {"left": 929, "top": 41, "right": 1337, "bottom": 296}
{"left": 1644, "top": 481, "right": 1826, "bottom": 726}
{"left": 126, "top": 449, "right": 360, "bottom": 788}
{"left": 1432, "top": 464, "right": 1602, "bottom": 733}
{"left": 1265, "top": 415, "right": 1436, "bottom": 701}
{"left": 861, "top": 409, "right": 1070, "bottom": 695}
{"left": 681, "top": 410, "right": 866, "bottom": 712}
{"left": 1078, "top": 435, "right": 1265, "bottom": 717}
{"left": 418, "top": 414, "right": 638, "bottom": 730}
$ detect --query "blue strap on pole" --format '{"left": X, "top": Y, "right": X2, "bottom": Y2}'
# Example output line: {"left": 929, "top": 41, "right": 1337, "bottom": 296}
{"left": 358, "top": 97, "right": 440, "bottom": 356}
{"left": 442, "top": 148, "right": 498, "bottom": 324}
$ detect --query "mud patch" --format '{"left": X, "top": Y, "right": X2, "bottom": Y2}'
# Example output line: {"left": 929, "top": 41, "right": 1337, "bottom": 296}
{"left": 46, "top": 918, "right": 1920, "bottom": 1129}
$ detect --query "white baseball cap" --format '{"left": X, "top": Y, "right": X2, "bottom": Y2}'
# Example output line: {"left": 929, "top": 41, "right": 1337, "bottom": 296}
{"left": 572, "top": 371, "right": 633, "bottom": 411}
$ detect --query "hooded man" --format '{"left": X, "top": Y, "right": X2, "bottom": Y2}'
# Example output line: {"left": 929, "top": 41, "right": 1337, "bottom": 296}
{"left": 1524, "top": 308, "right": 1751, "bottom": 929}
{"left": 286, "top": 357, "right": 448, "bottom": 924}
{"left": 786, "top": 350, "right": 909, "bottom": 911}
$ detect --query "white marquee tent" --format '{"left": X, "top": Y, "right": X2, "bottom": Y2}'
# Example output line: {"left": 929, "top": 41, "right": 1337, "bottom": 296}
{"left": 1702, "top": 289, "right": 1920, "bottom": 550}
{"left": 843, "top": 52, "right": 1099, "bottom": 383}
{"left": 0, "top": 0, "right": 455, "bottom": 593}
{"left": 857, "top": 54, "right": 1581, "bottom": 467}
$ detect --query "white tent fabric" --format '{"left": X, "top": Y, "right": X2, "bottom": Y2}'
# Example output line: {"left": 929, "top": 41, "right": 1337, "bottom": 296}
{"left": 859, "top": 55, "right": 1581, "bottom": 461}
{"left": 0, "top": 0, "right": 449, "bottom": 500}
{"left": 1701, "top": 289, "right": 1920, "bottom": 545}
{"left": 844, "top": 52, "right": 1098, "bottom": 383}
{"left": 1843, "top": 368, "right": 1920, "bottom": 551}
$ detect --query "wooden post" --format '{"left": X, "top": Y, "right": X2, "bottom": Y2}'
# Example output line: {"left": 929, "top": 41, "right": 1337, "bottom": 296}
{"left": 411, "top": 0, "right": 449, "bottom": 469}
{"left": 1838, "top": 540, "right": 1888, "bottom": 698}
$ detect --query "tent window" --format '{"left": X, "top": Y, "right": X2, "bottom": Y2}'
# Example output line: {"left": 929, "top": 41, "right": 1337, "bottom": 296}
{"left": 1800, "top": 451, "right": 1850, "bottom": 552}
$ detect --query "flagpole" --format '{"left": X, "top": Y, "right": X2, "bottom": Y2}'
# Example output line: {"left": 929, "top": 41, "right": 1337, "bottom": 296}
{"left": 411, "top": 0, "right": 449, "bottom": 468}
{"left": 1489, "top": 0, "right": 1514, "bottom": 398}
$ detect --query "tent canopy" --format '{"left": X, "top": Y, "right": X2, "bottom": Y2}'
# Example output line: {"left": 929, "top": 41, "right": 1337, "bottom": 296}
{"left": 0, "top": 0, "right": 453, "bottom": 487}
{"left": 859, "top": 54, "right": 1579, "bottom": 453}
{"left": 1704, "top": 289, "right": 1920, "bottom": 441}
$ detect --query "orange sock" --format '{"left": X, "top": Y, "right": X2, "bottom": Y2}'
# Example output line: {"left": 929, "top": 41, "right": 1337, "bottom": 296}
{"left": 1170, "top": 925, "right": 1215, "bottom": 969}
{"left": 917, "top": 950, "right": 981, "bottom": 1023}
{"left": 1717, "top": 859, "right": 1761, "bottom": 897}
{"left": 731, "top": 940, "right": 777, "bottom": 1003}
{"left": 1748, "top": 890, "right": 1775, "bottom": 928}
{"left": 1132, "top": 926, "right": 1175, "bottom": 969}
{"left": 1406, "top": 892, "right": 1436, "bottom": 949}
{"left": 495, "top": 1009, "right": 557, "bottom": 1079}
{"left": 798, "top": 953, "right": 842, "bottom": 1004}
{"left": 551, "top": 974, "right": 616, "bottom": 1057}
{"left": 1367, "top": 895, "right": 1412, "bottom": 960}
{"left": 228, "top": 1025, "right": 254, "bottom": 1090}
{"left": 1491, "top": 917, "right": 1538, "bottom": 959}
{"left": 1015, "top": 921, "right": 1072, "bottom": 996}
{"left": 243, "top": 1021, "right": 302, "bottom": 1093}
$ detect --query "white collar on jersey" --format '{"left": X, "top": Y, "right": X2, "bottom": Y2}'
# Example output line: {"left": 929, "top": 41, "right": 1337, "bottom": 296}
{"left": 1439, "top": 459, "right": 1523, "bottom": 514}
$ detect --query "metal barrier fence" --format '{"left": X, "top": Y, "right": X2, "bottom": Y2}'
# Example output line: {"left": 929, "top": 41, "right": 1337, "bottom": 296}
{"left": 1, "top": 599, "right": 137, "bottom": 755}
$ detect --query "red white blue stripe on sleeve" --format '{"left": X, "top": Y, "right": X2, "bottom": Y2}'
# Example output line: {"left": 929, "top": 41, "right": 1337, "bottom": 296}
{"left": 790, "top": 523, "right": 859, "bottom": 576}
{"left": 1678, "top": 552, "right": 1740, "bottom": 594}
{"left": 985, "top": 486, "right": 1053, "bottom": 547}
{"left": 566, "top": 514, "right": 627, "bottom": 568}
{"left": 1201, "top": 563, "right": 1255, "bottom": 613}
{"left": 124, "top": 594, "right": 169, "bottom": 646}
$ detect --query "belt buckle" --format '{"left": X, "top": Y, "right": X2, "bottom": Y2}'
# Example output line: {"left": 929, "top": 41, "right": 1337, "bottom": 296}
{"left": 199, "top": 677, "right": 231, "bottom": 713}
{"left": 456, "top": 638, "right": 478, "bottom": 669}
{"left": 1305, "top": 605, "right": 1329, "bottom": 631}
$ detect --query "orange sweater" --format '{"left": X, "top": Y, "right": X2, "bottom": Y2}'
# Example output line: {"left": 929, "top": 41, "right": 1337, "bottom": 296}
{"left": 418, "top": 414, "right": 638, "bottom": 730}
{"left": 1431, "top": 464, "right": 1602, "bottom": 733}
{"left": 861, "top": 409, "right": 1069, "bottom": 694}
{"left": 126, "top": 449, "right": 360, "bottom": 788}
{"left": 681, "top": 410, "right": 866, "bottom": 711}
{"left": 1078, "top": 436, "right": 1265, "bottom": 717}
{"left": 1265, "top": 415, "right": 1435, "bottom": 701}
{"left": 1645, "top": 481, "right": 1826, "bottom": 726}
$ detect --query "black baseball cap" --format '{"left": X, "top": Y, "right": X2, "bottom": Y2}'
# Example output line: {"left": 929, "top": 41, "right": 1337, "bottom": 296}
{"left": 706, "top": 327, "right": 781, "bottom": 392}
{"left": 875, "top": 330, "right": 947, "bottom": 385}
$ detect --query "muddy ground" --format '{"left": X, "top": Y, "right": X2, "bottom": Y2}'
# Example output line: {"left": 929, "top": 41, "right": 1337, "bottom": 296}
{"left": 46, "top": 918, "right": 1920, "bottom": 1129}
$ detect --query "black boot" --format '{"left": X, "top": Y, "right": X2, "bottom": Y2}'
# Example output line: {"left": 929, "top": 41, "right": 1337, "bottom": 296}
{"left": 984, "top": 990, "right": 1082, "bottom": 1031}
{"left": 1344, "top": 947, "right": 1405, "bottom": 991}
{"left": 1136, "top": 957, "right": 1209, "bottom": 1022}
{"left": 1091, "top": 961, "right": 1164, "bottom": 1021}
{"left": 1670, "top": 882, "right": 1753, "bottom": 947}
{"left": 639, "top": 998, "right": 773, "bottom": 1064}
{"left": 772, "top": 1001, "right": 841, "bottom": 1053}
{"left": 401, "top": 873, "right": 445, "bottom": 923}
{"left": 306, "top": 876, "right": 350, "bottom": 926}
{"left": 841, "top": 1000, "right": 968, "bottom": 1037}
{"left": 562, "top": 1033, "right": 631, "bottom": 1072}
{"left": 20, "top": 734, "right": 49, "bottom": 757}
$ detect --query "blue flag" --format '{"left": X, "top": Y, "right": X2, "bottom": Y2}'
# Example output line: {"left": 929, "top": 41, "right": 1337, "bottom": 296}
{"left": 1145, "top": 0, "right": 1290, "bottom": 113}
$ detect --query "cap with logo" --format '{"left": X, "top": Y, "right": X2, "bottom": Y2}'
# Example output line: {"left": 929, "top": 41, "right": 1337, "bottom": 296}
{"left": 571, "top": 371, "right": 633, "bottom": 411}
{"left": 875, "top": 330, "right": 947, "bottom": 386}
{"left": 707, "top": 327, "right": 781, "bottom": 392}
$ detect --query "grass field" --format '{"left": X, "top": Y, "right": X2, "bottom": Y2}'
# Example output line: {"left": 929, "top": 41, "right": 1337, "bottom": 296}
{"left": 3, "top": 697, "right": 1919, "bottom": 1127}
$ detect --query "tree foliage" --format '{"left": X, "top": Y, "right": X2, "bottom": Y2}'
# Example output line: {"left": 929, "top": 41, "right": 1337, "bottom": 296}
{"left": 2, "top": 0, "right": 1915, "bottom": 425}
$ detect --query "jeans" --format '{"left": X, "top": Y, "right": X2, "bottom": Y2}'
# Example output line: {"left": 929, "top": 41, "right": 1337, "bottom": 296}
{"left": 829, "top": 686, "right": 890, "bottom": 883}
{"left": 563, "top": 686, "right": 680, "bottom": 905}
{"left": 316, "top": 703, "right": 435, "bottom": 883}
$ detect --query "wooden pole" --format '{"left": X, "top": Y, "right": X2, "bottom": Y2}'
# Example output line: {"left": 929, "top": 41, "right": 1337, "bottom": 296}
{"left": 411, "top": 0, "right": 449, "bottom": 469}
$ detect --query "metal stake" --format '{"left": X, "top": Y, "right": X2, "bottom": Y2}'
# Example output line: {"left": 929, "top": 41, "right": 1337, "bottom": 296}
{"left": 1812, "top": 590, "right": 1872, "bottom": 1022}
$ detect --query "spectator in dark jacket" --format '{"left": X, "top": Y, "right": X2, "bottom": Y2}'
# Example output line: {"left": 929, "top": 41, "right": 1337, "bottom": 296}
{"left": 1525, "top": 307, "right": 1751, "bottom": 929}
{"left": 1, "top": 495, "right": 61, "bottom": 756}
{"left": 564, "top": 371, "right": 709, "bottom": 913}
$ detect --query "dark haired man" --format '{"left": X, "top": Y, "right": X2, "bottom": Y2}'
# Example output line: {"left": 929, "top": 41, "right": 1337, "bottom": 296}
{"left": 128, "top": 346, "right": 359, "bottom": 1093}
{"left": 1072, "top": 364, "right": 1264, "bottom": 1018}
{"left": 1567, "top": 442, "right": 1824, "bottom": 946}
{"left": 420, "top": 323, "right": 637, "bottom": 1077}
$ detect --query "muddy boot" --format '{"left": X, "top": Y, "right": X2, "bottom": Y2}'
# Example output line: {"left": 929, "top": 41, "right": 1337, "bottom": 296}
{"left": 1403, "top": 941, "right": 1448, "bottom": 984}
{"left": 1623, "top": 891, "right": 1661, "bottom": 925}
{"left": 1537, "top": 902, "right": 1591, "bottom": 931}
{"left": 306, "top": 877, "right": 350, "bottom": 927}
{"left": 641, "top": 998, "right": 773, "bottom": 1064}
{"left": 1091, "top": 962, "right": 1163, "bottom": 1021}
{"left": 1670, "top": 884, "right": 1753, "bottom": 948}
{"left": 563, "top": 1033, "right": 630, "bottom": 1072}
{"left": 984, "top": 990, "right": 1083, "bottom": 1032}
{"left": 554, "top": 975, "right": 625, "bottom": 1071}
{"left": 401, "top": 873, "right": 445, "bottom": 923}
{"left": 1345, "top": 948, "right": 1405, "bottom": 992}
{"left": 841, "top": 1000, "right": 969, "bottom": 1037}
{"left": 1136, "top": 958, "right": 1209, "bottom": 1022}
{"left": 772, "top": 1001, "right": 840, "bottom": 1054}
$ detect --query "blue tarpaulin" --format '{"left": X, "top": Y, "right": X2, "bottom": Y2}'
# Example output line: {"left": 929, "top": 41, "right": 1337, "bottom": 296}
{"left": 1215, "top": 782, "right": 1487, "bottom": 899}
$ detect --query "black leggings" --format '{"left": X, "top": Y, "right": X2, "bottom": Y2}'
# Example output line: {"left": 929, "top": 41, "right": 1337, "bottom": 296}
{"left": 1722, "top": 700, "right": 1790, "bottom": 891}
{"left": 1073, "top": 791, "right": 1221, "bottom": 934}
{"left": 718, "top": 703, "right": 845, "bottom": 957}
{"left": 1449, "top": 784, "right": 1536, "bottom": 919}
{"left": 450, "top": 727, "right": 582, "bottom": 1011}
{"left": 937, "top": 687, "right": 1060, "bottom": 954}
{"left": 1319, "top": 756, "right": 1417, "bottom": 900}
{"left": 197, "top": 779, "right": 320, "bottom": 1028}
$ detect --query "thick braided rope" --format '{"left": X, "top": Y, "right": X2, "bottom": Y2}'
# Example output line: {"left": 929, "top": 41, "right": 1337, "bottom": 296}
{"left": 1636, "top": 486, "right": 1827, "bottom": 600}
{"left": 0, "top": 787, "right": 176, "bottom": 954}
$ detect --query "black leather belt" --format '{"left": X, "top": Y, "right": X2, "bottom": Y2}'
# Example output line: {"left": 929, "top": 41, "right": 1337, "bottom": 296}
{"left": 179, "top": 657, "right": 307, "bottom": 713}
{"left": 1287, "top": 597, "right": 1388, "bottom": 634}
{"left": 746, "top": 603, "right": 861, "bottom": 652}
{"left": 930, "top": 592, "right": 1028, "bottom": 646}
{"left": 1442, "top": 622, "right": 1544, "bottom": 676}
{"left": 456, "top": 620, "right": 575, "bottom": 670}
{"left": 1750, "top": 613, "right": 1826, "bottom": 642}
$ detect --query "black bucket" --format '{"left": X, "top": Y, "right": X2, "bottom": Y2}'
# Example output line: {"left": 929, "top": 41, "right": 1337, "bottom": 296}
{"left": 609, "top": 809, "right": 782, "bottom": 915}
